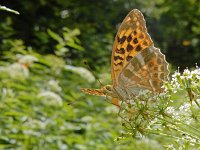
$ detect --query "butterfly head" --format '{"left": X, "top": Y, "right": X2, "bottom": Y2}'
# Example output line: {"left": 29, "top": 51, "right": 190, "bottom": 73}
{"left": 101, "top": 85, "right": 113, "bottom": 96}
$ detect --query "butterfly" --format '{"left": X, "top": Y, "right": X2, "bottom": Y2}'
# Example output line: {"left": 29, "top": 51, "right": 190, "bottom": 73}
{"left": 81, "top": 9, "right": 169, "bottom": 106}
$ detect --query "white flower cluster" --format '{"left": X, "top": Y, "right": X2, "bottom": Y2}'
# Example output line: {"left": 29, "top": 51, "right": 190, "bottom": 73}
{"left": 0, "top": 63, "right": 29, "bottom": 78}
{"left": 170, "top": 72, "right": 181, "bottom": 93}
{"left": 166, "top": 66, "right": 200, "bottom": 94}
{"left": 16, "top": 54, "right": 38, "bottom": 66}
{"left": 37, "top": 91, "right": 63, "bottom": 106}
{"left": 65, "top": 65, "right": 95, "bottom": 83}
{"left": 119, "top": 66, "right": 200, "bottom": 147}
{"left": 48, "top": 80, "right": 62, "bottom": 93}
{"left": 1, "top": 88, "right": 15, "bottom": 100}
{"left": 0, "top": 54, "right": 38, "bottom": 79}
{"left": 165, "top": 103, "right": 192, "bottom": 124}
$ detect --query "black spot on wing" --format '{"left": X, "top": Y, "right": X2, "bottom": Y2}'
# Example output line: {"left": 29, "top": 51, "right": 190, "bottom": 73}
{"left": 136, "top": 45, "right": 142, "bottom": 51}
{"left": 116, "top": 48, "right": 125, "bottom": 54}
{"left": 126, "top": 44, "right": 133, "bottom": 52}
{"left": 114, "top": 56, "right": 123, "bottom": 61}
{"left": 114, "top": 62, "right": 123, "bottom": 66}
{"left": 133, "top": 38, "right": 138, "bottom": 44}
{"left": 126, "top": 55, "right": 133, "bottom": 61}
{"left": 127, "top": 35, "right": 132, "bottom": 42}
{"left": 119, "top": 36, "right": 126, "bottom": 44}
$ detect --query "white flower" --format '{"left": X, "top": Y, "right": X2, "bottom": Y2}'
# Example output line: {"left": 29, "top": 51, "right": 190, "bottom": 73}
{"left": 58, "top": 141, "right": 68, "bottom": 149}
{"left": 189, "top": 138, "right": 197, "bottom": 146}
{"left": 105, "top": 105, "right": 119, "bottom": 114}
{"left": 38, "top": 91, "right": 63, "bottom": 106}
{"left": 23, "top": 118, "right": 50, "bottom": 130}
{"left": 183, "top": 69, "right": 191, "bottom": 76}
{"left": 191, "top": 68, "right": 200, "bottom": 80}
{"left": 65, "top": 65, "right": 95, "bottom": 83}
{"left": 180, "top": 76, "right": 185, "bottom": 80}
{"left": 185, "top": 118, "right": 192, "bottom": 125}
{"left": 165, "top": 144, "right": 175, "bottom": 150}
{"left": 48, "top": 80, "right": 62, "bottom": 92}
{"left": 186, "top": 75, "right": 192, "bottom": 80}
{"left": 1, "top": 88, "right": 15, "bottom": 99}
{"left": 172, "top": 82, "right": 181, "bottom": 89}
{"left": 172, "top": 72, "right": 180, "bottom": 78}
{"left": 6, "top": 63, "right": 29, "bottom": 78}
{"left": 16, "top": 54, "right": 38, "bottom": 66}
{"left": 177, "top": 103, "right": 192, "bottom": 124}
{"left": 166, "top": 107, "right": 181, "bottom": 120}
{"left": 178, "top": 146, "right": 183, "bottom": 150}
{"left": 179, "top": 103, "right": 190, "bottom": 112}
{"left": 166, "top": 107, "right": 175, "bottom": 114}
{"left": 81, "top": 116, "right": 93, "bottom": 122}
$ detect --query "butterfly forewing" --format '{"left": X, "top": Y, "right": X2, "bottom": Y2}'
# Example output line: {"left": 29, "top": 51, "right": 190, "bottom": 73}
{"left": 111, "top": 9, "right": 153, "bottom": 86}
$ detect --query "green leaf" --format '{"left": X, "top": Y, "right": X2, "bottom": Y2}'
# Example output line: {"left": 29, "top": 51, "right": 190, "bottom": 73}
{"left": 47, "top": 29, "right": 63, "bottom": 43}
{"left": 66, "top": 42, "right": 84, "bottom": 51}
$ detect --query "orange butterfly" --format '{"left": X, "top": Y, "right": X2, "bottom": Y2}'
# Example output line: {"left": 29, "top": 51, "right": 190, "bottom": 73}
{"left": 81, "top": 9, "right": 169, "bottom": 106}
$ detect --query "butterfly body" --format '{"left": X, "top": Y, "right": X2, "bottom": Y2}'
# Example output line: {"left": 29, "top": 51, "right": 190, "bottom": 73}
{"left": 81, "top": 9, "right": 169, "bottom": 105}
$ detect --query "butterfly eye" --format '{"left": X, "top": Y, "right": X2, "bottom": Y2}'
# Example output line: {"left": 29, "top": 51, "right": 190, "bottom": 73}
{"left": 105, "top": 85, "right": 112, "bottom": 92}
{"left": 101, "top": 85, "right": 114, "bottom": 97}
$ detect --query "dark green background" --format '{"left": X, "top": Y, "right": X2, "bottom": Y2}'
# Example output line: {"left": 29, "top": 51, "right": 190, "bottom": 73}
{"left": 1, "top": 0, "right": 200, "bottom": 68}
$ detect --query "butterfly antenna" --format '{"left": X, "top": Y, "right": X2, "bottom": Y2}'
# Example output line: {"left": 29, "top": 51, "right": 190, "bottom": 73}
{"left": 67, "top": 96, "right": 85, "bottom": 106}
{"left": 83, "top": 61, "right": 104, "bottom": 86}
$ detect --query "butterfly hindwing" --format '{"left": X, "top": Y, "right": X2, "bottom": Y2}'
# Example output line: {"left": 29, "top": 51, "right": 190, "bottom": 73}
{"left": 118, "top": 46, "right": 169, "bottom": 93}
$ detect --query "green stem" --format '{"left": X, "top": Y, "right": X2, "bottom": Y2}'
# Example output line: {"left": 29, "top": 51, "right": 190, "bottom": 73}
{"left": 147, "top": 130, "right": 200, "bottom": 145}
{"left": 157, "top": 115, "right": 200, "bottom": 138}
{"left": 194, "top": 99, "right": 200, "bottom": 108}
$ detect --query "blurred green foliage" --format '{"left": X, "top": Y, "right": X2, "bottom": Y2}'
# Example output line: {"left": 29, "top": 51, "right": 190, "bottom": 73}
{"left": 0, "top": 0, "right": 200, "bottom": 149}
